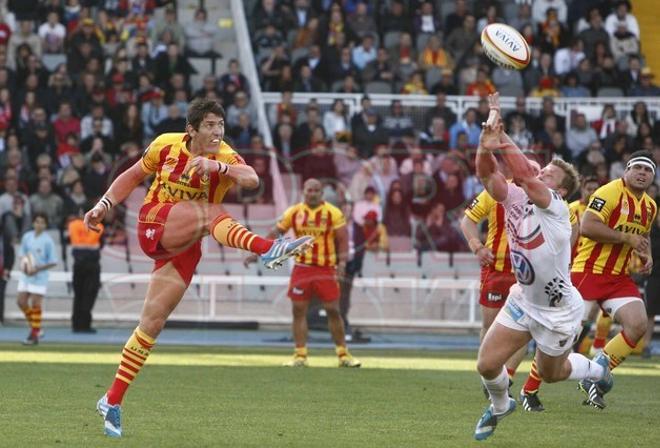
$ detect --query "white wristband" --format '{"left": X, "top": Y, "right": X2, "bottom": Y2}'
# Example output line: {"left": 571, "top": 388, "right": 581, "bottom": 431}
{"left": 99, "top": 196, "right": 113, "bottom": 212}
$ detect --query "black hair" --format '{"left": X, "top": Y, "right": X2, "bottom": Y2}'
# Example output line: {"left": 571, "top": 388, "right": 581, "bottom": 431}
{"left": 186, "top": 97, "right": 225, "bottom": 130}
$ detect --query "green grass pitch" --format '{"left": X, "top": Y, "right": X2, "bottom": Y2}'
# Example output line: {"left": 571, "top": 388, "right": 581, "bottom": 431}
{"left": 1, "top": 343, "right": 659, "bottom": 447}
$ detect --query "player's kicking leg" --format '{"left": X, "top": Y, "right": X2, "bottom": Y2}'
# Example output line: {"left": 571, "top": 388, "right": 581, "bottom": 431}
{"left": 162, "top": 201, "right": 313, "bottom": 270}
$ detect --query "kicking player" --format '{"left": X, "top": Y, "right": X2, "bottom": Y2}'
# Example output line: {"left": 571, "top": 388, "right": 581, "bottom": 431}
{"left": 88, "top": 98, "right": 313, "bottom": 437}
{"left": 571, "top": 150, "right": 656, "bottom": 409}
{"left": 244, "top": 178, "right": 360, "bottom": 367}
{"left": 473, "top": 93, "right": 612, "bottom": 440}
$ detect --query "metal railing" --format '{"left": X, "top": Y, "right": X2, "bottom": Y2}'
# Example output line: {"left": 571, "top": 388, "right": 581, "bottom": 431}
{"left": 4, "top": 270, "right": 481, "bottom": 329}
{"left": 261, "top": 92, "right": 660, "bottom": 131}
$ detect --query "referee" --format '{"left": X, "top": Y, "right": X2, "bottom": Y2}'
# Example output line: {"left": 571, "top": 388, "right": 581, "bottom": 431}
{"left": 68, "top": 212, "right": 104, "bottom": 333}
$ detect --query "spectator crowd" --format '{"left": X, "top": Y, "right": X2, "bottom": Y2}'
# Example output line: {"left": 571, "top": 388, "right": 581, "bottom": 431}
{"left": 0, "top": 0, "right": 263, "bottom": 251}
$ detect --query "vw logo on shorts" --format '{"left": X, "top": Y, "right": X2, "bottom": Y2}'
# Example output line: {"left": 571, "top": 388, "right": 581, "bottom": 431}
{"left": 510, "top": 250, "right": 535, "bottom": 285}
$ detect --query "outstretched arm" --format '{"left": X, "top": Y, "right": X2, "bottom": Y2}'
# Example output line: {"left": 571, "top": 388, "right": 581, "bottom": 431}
{"left": 499, "top": 135, "right": 552, "bottom": 208}
{"left": 476, "top": 100, "right": 508, "bottom": 202}
{"left": 484, "top": 92, "right": 551, "bottom": 208}
{"left": 84, "top": 161, "right": 150, "bottom": 231}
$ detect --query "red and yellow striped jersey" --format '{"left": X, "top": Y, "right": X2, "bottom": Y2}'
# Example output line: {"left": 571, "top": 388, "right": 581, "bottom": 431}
{"left": 569, "top": 199, "right": 588, "bottom": 225}
{"left": 140, "top": 133, "right": 245, "bottom": 205}
{"left": 572, "top": 179, "right": 657, "bottom": 276}
{"left": 277, "top": 201, "right": 346, "bottom": 267}
{"left": 464, "top": 190, "right": 511, "bottom": 273}
{"left": 569, "top": 199, "right": 587, "bottom": 260}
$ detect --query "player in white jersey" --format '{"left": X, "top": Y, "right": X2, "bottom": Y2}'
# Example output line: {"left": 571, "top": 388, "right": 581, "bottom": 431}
{"left": 502, "top": 182, "right": 583, "bottom": 336}
{"left": 473, "top": 93, "right": 613, "bottom": 441}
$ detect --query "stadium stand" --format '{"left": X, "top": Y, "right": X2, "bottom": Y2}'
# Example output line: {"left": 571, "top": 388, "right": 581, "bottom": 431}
{"left": 0, "top": 0, "right": 658, "bottom": 329}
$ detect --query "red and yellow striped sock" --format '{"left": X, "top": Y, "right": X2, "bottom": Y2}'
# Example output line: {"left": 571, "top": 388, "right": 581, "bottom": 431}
{"left": 592, "top": 313, "right": 613, "bottom": 350}
{"left": 295, "top": 346, "right": 308, "bottom": 358}
{"left": 603, "top": 331, "right": 637, "bottom": 370}
{"left": 30, "top": 306, "right": 42, "bottom": 337}
{"left": 523, "top": 358, "right": 542, "bottom": 394}
{"left": 210, "top": 214, "right": 273, "bottom": 254}
{"left": 107, "top": 327, "right": 156, "bottom": 405}
{"left": 19, "top": 305, "right": 33, "bottom": 327}
{"left": 506, "top": 367, "right": 516, "bottom": 378}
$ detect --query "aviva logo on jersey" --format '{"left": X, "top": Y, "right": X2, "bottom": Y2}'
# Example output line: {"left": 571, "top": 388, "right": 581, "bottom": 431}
{"left": 162, "top": 183, "right": 209, "bottom": 201}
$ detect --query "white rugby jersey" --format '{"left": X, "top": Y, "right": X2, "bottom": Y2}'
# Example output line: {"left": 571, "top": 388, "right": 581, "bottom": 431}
{"left": 502, "top": 182, "right": 578, "bottom": 314}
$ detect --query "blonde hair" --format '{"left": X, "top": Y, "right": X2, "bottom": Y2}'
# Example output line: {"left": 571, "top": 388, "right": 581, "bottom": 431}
{"left": 550, "top": 159, "right": 580, "bottom": 198}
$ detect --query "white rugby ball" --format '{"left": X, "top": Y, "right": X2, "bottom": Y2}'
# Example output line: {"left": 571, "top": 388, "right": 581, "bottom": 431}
{"left": 20, "top": 254, "right": 35, "bottom": 275}
{"left": 481, "top": 23, "right": 531, "bottom": 70}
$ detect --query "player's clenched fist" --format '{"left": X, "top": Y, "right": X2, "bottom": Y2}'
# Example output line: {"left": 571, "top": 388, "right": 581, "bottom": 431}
{"left": 188, "top": 156, "right": 229, "bottom": 176}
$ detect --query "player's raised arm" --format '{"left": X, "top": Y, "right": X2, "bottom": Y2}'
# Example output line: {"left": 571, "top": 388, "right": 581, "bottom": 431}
{"left": 486, "top": 93, "right": 538, "bottom": 182}
{"left": 84, "top": 160, "right": 150, "bottom": 231}
{"left": 496, "top": 128, "right": 552, "bottom": 209}
{"left": 476, "top": 120, "right": 508, "bottom": 202}
{"left": 486, "top": 93, "right": 538, "bottom": 186}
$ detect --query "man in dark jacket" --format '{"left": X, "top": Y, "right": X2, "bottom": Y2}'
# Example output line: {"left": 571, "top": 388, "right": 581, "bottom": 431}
{"left": 0, "top": 216, "right": 16, "bottom": 323}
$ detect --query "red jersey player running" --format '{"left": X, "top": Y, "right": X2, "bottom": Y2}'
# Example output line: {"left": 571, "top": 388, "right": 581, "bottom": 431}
{"left": 87, "top": 98, "right": 313, "bottom": 438}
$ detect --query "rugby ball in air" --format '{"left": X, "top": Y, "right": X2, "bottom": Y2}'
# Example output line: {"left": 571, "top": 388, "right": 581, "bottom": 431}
{"left": 20, "top": 254, "right": 35, "bottom": 275}
{"left": 481, "top": 23, "right": 531, "bottom": 70}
